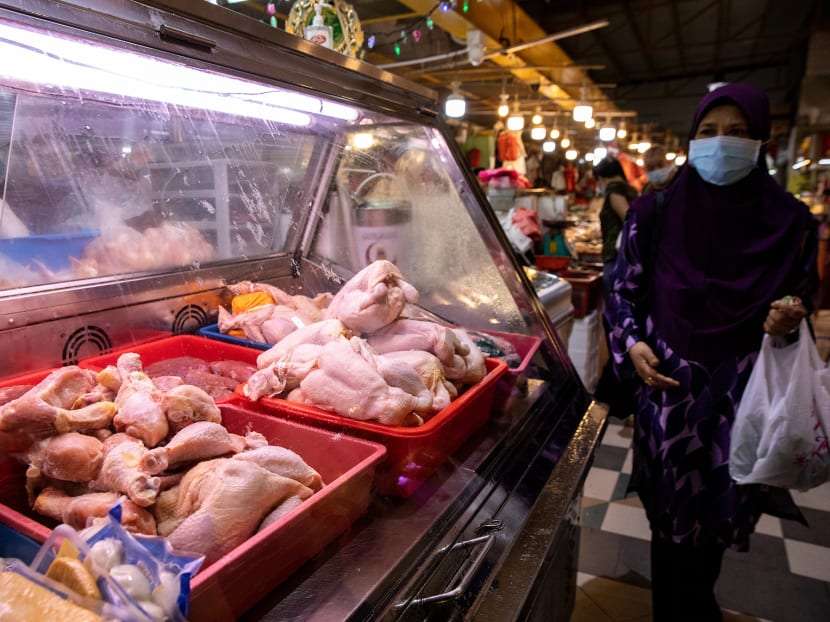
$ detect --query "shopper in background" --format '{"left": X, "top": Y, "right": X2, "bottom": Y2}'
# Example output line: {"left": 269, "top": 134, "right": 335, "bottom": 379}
{"left": 640, "top": 144, "right": 676, "bottom": 194}
{"left": 593, "top": 155, "right": 638, "bottom": 294}
{"left": 604, "top": 82, "right": 818, "bottom": 622}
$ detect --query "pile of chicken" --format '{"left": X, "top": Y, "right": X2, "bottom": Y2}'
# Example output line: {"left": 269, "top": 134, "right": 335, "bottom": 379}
{"left": 0, "top": 354, "right": 323, "bottom": 565}
{"left": 228, "top": 260, "right": 488, "bottom": 427}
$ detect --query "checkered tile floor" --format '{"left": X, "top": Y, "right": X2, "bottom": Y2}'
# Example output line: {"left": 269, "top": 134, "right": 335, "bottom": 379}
{"left": 573, "top": 418, "right": 830, "bottom": 622}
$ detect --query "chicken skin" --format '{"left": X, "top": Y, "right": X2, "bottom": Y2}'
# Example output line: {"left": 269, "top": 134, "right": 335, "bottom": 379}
{"left": 156, "top": 458, "right": 313, "bottom": 564}
{"left": 27, "top": 432, "right": 104, "bottom": 483}
{"left": 324, "top": 260, "right": 419, "bottom": 333}
{"left": 112, "top": 353, "right": 168, "bottom": 447}
{"left": 89, "top": 433, "right": 160, "bottom": 507}
{"left": 294, "top": 337, "right": 432, "bottom": 426}
{"left": 0, "top": 367, "right": 116, "bottom": 454}
{"left": 233, "top": 445, "right": 324, "bottom": 491}
{"left": 141, "top": 421, "right": 246, "bottom": 474}
{"left": 33, "top": 488, "right": 156, "bottom": 535}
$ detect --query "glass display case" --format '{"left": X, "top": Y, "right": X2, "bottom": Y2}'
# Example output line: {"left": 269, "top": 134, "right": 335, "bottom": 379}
{"left": 0, "top": 1, "right": 607, "bottom": 620}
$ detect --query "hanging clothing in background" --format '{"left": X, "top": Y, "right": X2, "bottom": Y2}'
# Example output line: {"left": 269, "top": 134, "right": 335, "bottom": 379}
{"left": 467, "top": 147, "right": 481, "bottom": 169}
{"left": 564, "top": 163, "right": 578, "bottom": 193}
{"left": 501, "top": 131, "right": 527, "bottom": 175}
{"left": 497, "top": 130, "right": 519, "bottom": 163}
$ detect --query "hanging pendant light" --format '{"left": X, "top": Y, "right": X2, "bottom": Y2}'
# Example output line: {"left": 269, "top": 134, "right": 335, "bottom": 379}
{"left": 549, "top": 112, "right": 560, "bottom": 139}
{"left": 616, "top": 120, "right": 628, "bottom": 139}
{"left": 599, "top": 119, "right": 617, "bottom": 142}
{"left": 531, "top": 106, "right": 543, "bottom": 126}
{"left": 444, "top": 81, "right": 466, "bottom": 118}
{"left": 506, "top": 100, "right": 525, "bottom": 131}
{"left": 572, "top": 83, "right": 593, "bottom": 122}
{"left": 497, "top": 93, "right": 510, "bottom": 118}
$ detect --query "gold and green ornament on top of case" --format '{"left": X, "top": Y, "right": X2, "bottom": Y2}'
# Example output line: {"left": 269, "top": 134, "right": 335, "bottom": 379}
{"left": 287, "top": 0, "right": 364, "bottom": 57}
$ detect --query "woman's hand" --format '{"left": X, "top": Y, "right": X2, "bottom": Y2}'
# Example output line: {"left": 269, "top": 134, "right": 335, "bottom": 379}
{"left": 763, "top": 296, "right": 806, "bottom": 336}
{"left": 628, "top": 342, "right": 681, "bottom": 389}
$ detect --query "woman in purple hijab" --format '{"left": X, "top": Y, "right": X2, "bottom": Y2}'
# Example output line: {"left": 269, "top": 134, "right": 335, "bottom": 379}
{"left": 605, "top": 82, "right": 818, "bottom": 621}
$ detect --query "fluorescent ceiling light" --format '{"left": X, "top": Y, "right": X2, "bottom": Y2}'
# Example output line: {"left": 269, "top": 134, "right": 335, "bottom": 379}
{"left": 0, "top": 20, "right": 359, "bottom": 125}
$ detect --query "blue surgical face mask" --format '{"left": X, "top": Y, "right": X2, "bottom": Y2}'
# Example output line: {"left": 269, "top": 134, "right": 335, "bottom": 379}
{"left": 646, "top": 166, "right": 674, "bottom": 185}
{"left": 688, "top": 135, "right": 761, "bottom": 186}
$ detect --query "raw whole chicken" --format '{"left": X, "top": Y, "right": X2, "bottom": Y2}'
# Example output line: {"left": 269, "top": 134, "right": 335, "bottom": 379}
{"left": 141, "top": 421, "right": 246, "bottom": 475}
{"left": 89, "top": 433, "right": 160, "bottom": 507}
{"left": 0, "top": 367, "right": 116, "bottom": 454}
{"left": 323, "top": 260, "right": 419, "bottom": 333}
{"left": 292, "top": 337, "right": 432, "bottom": 426}
{"left": 366, "top": 319, "right": 470, "bottom": 380}
{"left": 381, "top": 350, "right": 458, "bottom": 412}
{"left": 219, "top": 282, "right": 333, "bottom": 344}
{"left": 256, "top": 319, "right": 349, "bottom": 369}
{"left": 33, "top": 488, "right": 157, "bottom": 535}
{"left": 155, "top": 458, "right": 314, "bottom": 564}
{"left": 111, "top": 353, "right": 169, "bottom": 447}
{"left": 244, "top": 343, "right": 322, "bottom": 400}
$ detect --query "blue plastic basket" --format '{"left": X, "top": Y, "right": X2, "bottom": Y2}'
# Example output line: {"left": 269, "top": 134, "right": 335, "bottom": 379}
{"left": 0, "top": 522, "right": 40, "bottom": 564}
{"left": 197, "top": 323, "right": 271, "bottom": 351}
{"left": 0, "top": 231, "right": 98, "bottom": 270}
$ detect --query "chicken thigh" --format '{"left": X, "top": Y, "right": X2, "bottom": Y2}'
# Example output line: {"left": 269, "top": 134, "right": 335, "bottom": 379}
{"left": 27, "top": 432, "right": 104, "bottom": 483}
{"left": 233, "top": 445, "right": 324, "bottom": 491}
{"left": 0, "top": 367, "right": 116, "bottom": 454}
{"left": 156, "top": 458, "right": 313, "bottom": 564}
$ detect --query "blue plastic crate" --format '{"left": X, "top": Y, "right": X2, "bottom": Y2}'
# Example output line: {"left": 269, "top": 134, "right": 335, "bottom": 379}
{"left": 197, "top": 323, "right": 271, "bottom": 351}
{"left": 0, "top": 231, "right": 98, "bottom": 270}
{"left": 0, "top": 522, "right": 40, "bottom": 564}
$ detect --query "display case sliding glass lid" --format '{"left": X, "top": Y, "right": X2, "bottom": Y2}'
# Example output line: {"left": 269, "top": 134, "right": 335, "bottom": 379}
{"left": 0, "top": 1, "right": 604, "bottom": 621}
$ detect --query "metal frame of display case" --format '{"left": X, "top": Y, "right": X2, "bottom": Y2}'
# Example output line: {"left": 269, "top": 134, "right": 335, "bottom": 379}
{"left": 0, "top": 1, "right": 607, "bottom": 620}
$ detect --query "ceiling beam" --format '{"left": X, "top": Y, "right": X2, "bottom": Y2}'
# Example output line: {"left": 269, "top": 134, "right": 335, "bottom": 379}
{"left": 387, "top": 0, "right": 616, "bottom": 113}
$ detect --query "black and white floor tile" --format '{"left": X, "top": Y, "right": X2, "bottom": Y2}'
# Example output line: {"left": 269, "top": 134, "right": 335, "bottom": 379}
{"left": 572, "top": 419, "right": 830, "bottom": 622}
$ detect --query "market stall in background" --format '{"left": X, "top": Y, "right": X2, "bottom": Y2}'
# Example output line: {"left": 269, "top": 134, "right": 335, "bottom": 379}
{"left": 0, "top": 1, "right": 605, "bottom": 620}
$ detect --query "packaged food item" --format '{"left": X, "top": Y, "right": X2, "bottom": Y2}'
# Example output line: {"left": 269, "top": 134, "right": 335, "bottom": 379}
{"left": 0, "top": 563, "right": 104, "bottom": 622}
{"left": 26, "top": 501, "right": 204, "bottom": 622}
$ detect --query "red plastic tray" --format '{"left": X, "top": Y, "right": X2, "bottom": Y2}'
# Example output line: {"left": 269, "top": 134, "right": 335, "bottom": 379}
{"left": 77, "top": 335, "right": 261, "bottom": 403}
{"left": 476, "top": 329, "right": 543, "bottom": 375}
{"left": 238, "top": 358, "right": 508, "bottom": 497}
{"left": 0, "top": 403, "right": 386, "bottom": 622}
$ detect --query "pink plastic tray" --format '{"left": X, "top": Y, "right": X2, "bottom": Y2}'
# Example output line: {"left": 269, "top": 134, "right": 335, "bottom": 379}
{"left": 238, "top": 358, "right": 508, "bottom": 497}
{"left": 0, "top": 402, "right": 385, "bottom": 622}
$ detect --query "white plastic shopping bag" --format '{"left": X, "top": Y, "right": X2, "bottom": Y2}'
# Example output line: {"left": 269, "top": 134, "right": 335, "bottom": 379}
{"left": 729, "top": 319, "right": 830, "bottom": 491}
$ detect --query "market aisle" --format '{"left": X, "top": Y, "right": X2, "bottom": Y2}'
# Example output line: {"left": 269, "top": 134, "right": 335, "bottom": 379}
{"left": 571, "top": 417, "right": 830, "bottom": 622}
